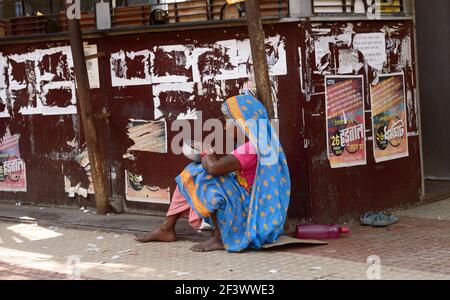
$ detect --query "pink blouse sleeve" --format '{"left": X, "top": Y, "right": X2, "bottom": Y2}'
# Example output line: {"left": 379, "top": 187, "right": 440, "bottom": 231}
{"left": 231, "top": 142, "right": 257, "bottom": 170}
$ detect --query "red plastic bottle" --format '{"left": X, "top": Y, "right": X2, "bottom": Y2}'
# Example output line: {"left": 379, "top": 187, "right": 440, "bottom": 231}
{"left": 295, "top": 224, "right": 350, "bottom": 240}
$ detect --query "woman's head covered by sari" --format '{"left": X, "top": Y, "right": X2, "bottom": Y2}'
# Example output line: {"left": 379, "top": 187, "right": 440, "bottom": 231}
{"left": 222, "top": 95, "right": 291, "bottom": 249}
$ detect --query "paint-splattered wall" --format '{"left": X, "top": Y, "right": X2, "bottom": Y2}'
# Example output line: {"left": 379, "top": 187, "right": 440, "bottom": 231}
{"left": 0, "top": 20, "right": 421, "bottom": 222}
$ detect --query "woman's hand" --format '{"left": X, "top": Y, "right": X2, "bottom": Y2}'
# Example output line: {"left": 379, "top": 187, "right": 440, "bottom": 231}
{"left": 201, "top": 152, "right": 241, "bottom": 177}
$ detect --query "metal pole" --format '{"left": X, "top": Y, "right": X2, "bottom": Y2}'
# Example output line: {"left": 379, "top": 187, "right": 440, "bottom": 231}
{"left": 411, "top": 0, "right": 426, "bottom": 197}
{"left": 245, "top": 0, "right": 274, "bottom": 119}
{"left": 67, "top": 11, "right": 110, "bottom": 214}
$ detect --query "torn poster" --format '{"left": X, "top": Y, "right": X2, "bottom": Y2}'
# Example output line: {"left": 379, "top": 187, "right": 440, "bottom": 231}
{"left": 197, "top": 40, "right": 240, "bottom": 83}
{"left": 314, "top": 36, "right": 336, "bottom": 67}
{"left": 152, "top": 82, "right": 196, "bottom": 120}
{"left": 266, "top": 35, "right": 288, "bottom": 76}
{"left": 151, "top": 45, "right": 192, "bottom": 83}
{"left": 110, "top": 49, "right": 152, "bottom": 87}
{"left": 353, "top": 33, "right": 387, "bottom": 71}
{"left": 64, "top": 176, "right": 94, "bottom": 198}
{"left": 84, "top": 44, "right": 100, "bottom": 89}
{"left": 125, "top": 170, "right": 170, "bottom": 204}
{"left": 5, "top": 46, "right": 77, "bottom": 116}
{"left": 0, "top": 133, "right": 27, "bottom": 192}
{"left": 109, "top": 35, "right": 287, "bottom": 88}
{"left": 0, "top": 53, "right": 6, "bottom": 89}
{"left": 371, "top": 72, "right": 409, "bottom": 163}
{"left": 7, "top": 50, "right": 42, "bottom": 115}
{"left": 0, "top": 89, "right": 8, "bottom": 118}
{"left": 325, "top": 75, "right": 367, "bottom": 168}
{"left": 64, "top": 147, "right": 94, "bottom": 198}
{"left": 232, "top": 35, "right": 287, "bottom": 78}
{"left": 40, "top": 81, "right": 77, "bottom": 116}
{"left": 127, "top": 119, "right": 167, "bottom": 154}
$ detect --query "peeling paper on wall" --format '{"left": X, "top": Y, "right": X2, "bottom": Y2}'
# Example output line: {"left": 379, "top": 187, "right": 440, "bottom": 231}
{"left": 338, "top": 49, "right": 364, "bottom": 74}
{"left": 84, "top": 43, "right": 100, "bottom": 89}
{"left": 152, "top": 82, "right": 196, "bottom": 120}
{"left": 398, "top": 36, "right": 412, "bottom": 68}
{"left": 39, "top": 81, "right": 77, "bottom": 116}
{"left": 110, "top": 49, "right": 152, "bottom": 87}
{"left": 109, "top": 35, "right": 287, "bottom": 89}
{"left": 0, "top": 53, "right": 6, "bottom": 89}
{"left": 64, "top": 146, "right": 94, "bottom": 198}
{"left": 314, "top": 36, "right": 337, "bottom": 66}
{"left": 232, "top": 35, "right": 288, "bottom": 78}
{"left": 4, "top": 46, "right": 78, "bottom": 116}
{"left": 298, "top": 47, "right": 305, "bottom": 95}
{"left": 266, "top": 35, "right": 288, "bottom": 76}
{"left": 353, "top": 32, "right": 387, "bottom": 71}
{"left": 126, "top": 119, "right": 168, "bottom": 154}
{"left": 151, "top": 45, "right": 192, "bottom": 83}
{"left": 64, "top": 176, "right": 94, "bottom": 198}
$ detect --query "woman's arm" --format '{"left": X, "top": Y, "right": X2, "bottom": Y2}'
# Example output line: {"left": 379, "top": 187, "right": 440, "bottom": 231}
{"left": 201, "top": 153, "right": 241, "bottom": 176}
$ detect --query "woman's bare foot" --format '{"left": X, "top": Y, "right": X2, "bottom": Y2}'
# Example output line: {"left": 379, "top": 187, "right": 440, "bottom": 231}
{"left": 190, "top": 235, "right": 224, "bottom": 252}
{"left": 135, "top": 228, "right": 176, "bottom": 243}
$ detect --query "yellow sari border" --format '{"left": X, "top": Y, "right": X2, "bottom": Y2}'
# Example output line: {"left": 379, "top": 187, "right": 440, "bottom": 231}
{"left": 226, "top": 96, "right": 257, "bottom": 144}
{"left": 180, "top": 169, "right": 211, "bottom": 217}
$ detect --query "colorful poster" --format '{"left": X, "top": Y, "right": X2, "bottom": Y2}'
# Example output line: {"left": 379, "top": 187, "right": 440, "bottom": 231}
{"left": 0, "top": 133, "right": 27, "bottom": 192}
{"left": 325, "top": 75, "right": 367, "bottom": 168}
{"left": 371, "top": 72, "right": 409, "bottom": 163}
{"left": 125, "top": 171, "right": 170, "bottom": 204}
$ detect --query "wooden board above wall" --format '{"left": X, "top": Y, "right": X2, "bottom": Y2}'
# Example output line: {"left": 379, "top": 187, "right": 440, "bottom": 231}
{"left": 168, "top": 0, "right": 209, "bottom": 24}
{"left": 59, "top": 11, "right": 96, "bottom": 31}
{"left": 112, "top": 5, "right": 152, "bottom": 28}
{"left": 0, "top": 21, "right": 9, "bottom": 37}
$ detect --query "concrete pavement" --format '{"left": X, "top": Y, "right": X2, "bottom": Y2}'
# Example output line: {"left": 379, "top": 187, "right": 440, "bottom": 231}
{"left": 1, "top": 199, "right": 450, "bottom": 279}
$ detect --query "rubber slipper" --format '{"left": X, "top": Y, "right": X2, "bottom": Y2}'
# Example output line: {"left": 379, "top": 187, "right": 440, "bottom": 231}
{"left": 360, "top": 212, "right": 379, "bottom": 226}
{"left": 372, "top": 213, "right": 399, "bottom": 227}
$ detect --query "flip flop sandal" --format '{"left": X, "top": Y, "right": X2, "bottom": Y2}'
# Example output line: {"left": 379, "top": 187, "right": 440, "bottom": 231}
{"left": 372, "top": 213, "right": 399, "bottom": 227}
{"left": 360, "top": 212, "right": 379, "bottom": 226}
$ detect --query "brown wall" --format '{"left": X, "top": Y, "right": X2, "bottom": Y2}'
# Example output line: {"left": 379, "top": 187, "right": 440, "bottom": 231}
{"left": 0, "top": 20, "right": 422, "bottom": 222}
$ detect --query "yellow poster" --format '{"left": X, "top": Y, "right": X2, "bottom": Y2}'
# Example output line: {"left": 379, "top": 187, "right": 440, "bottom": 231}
{"left": 370, "top": 72, "right": 409, "bottom": 163}
{"left": 380, "top": 0, "right": 401, "bottom": 13}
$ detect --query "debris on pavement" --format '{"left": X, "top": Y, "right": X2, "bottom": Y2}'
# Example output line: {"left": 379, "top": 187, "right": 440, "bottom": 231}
{"left": 171, "top": 271, "right": 190, "bottom": 276}
{"left": 87, "top": 243, "right": 100, "bottom": 252}
{"left": 117, "top": 249, "right": 131, "bottom": 254}
{"left": 309, "top": 267, "right": 322, "bottom": 271}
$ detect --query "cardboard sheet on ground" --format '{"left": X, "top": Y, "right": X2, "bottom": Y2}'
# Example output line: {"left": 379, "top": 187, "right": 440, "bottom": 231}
{"left": 262, "top": 235, "right": 328, "bottom": 249}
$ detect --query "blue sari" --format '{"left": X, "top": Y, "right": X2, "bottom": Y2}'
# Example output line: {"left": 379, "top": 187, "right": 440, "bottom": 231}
{"left": 176, "top": 95, "right": 291, "bottom": 252}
